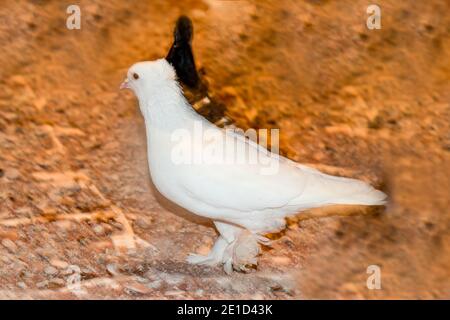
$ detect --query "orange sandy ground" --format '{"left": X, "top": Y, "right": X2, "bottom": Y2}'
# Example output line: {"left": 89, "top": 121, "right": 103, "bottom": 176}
{"left": 0, "top": 0, "right": 449, "bottom": 299}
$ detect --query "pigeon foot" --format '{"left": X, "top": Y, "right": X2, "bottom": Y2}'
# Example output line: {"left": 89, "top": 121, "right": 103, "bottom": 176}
{"left": 186, "top": 235, "right": 228, "bottom": 266}
{"left": 225, "top": 230, "right": 262, "bottom": 274}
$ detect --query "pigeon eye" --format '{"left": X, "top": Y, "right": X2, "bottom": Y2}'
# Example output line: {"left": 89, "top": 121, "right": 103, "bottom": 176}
{"left": 133, "top": 73, "right": 139, "bottom": 80}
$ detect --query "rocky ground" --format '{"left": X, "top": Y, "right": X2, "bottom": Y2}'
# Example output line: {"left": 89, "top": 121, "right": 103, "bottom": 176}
{"left": 0, "top": 0, "right": 449, "bottom": 299}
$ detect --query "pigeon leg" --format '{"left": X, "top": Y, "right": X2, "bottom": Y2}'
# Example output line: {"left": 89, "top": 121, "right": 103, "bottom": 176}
{"left": 186, "top": 221, "right": 242, "bottom": 267}
{"left": 215, "top": 221, "right": 262, "bottom": 274}
{"left": 214, "top": 221, "right": 243, "bottom": 243}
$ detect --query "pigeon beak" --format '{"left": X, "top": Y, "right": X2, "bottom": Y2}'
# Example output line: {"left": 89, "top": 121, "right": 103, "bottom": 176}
{"left": 120, "top": 78, "right": 130, "bottom": 90}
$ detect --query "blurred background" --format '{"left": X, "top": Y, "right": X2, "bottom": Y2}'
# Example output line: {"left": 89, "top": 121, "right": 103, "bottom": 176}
{"left": 0, "top": 0, "right": 449, "bottom": 299}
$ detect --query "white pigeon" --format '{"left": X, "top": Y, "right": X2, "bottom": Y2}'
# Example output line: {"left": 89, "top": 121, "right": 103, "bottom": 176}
{"left": 121, "top": 59, "right": 387, "bottom": 273}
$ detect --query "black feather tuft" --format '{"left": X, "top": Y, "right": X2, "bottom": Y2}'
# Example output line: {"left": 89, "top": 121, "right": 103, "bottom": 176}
{"left": 166, "top": 16, "right": 199, "bottom": 88}
{"left": 173, "top": 15, "right": 193, "bottom": 44}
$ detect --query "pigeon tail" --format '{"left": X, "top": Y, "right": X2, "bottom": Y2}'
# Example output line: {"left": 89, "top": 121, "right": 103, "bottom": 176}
{"left": 293, "top": 167, "right": 387, "bottom": 208}
{"left": 325, "top": 185, "right": 387, "bottom": 206}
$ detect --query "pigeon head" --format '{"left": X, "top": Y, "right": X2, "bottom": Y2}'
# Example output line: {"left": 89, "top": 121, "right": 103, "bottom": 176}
{"left": 120, "top": 59, "right": 177, "bottom": 99}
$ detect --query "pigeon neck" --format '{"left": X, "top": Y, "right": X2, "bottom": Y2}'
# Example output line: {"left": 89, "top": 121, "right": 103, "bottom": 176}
{"left": 140, "top": 82, "right": 202, "bottom": 131}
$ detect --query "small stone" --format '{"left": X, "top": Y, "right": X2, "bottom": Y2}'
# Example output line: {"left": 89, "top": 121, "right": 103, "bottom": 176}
{"left": 1, "top": 255, "right": 11, "bottom": 264}
{"left": 0, "top": 230, "right": 19, "bottom": 241}
{"left": 10, "top": 75, "right": 27, "bottom": 86}
{"left": 195, "top": 289, "right": 204, "bottom": 296}
{"left": 124, "top": 283, "right": 150, "bottom": 295}
{"left": 146, "top": 280, "right": 162, "bottom": 289}
{"left": 106, "top": 263, "right": 120, "bottom": 276}
{"left": 244, "top": 108, "right": 258, "bottom": 122}
{"left": 272, "top": 256, "right": 292, "bottom": 266}
{"left": 368, "top": 115, "right": 383, "bottom": 129}
{"left": 15, "top": 207, "right": 33, "bottom": 216}
{"left": 36, "top": 280, "right": 49, "bottom": 289}
{"left": 165, "top": 290, "right": 184, "bottom": 296}
{"left": 4, "top": 168, "right": 20, "bottom": 180}
{"left": 81, "top": 266, "right": 97, "bottom": 276}
{"left": 33, "top": 97, "right": 47, "bottom": 111}
{"left": 135, "top": 218, "right": 151, "bottom": 229}
{"left": 1, "top": 112, "right": 18, "bottom": 121}
{"left": 92, "top": 224, "right": 105, "bottom": 235}
{"left": 44, "top": 266, "right": 58, "bottom": 276}
{"left": 342, "top": 86, "right": 359, "bottom": 97}
{"left": 54, "top": 220, "right": 74, "bottom": 230}
{"left": 1, "top": 239, "right": 18, "bottom": 252}
{"left": 17, "top": 281, "right": 27, "bottom": 289}
{"left": 48, "top": 278, "right": 66, "bottom": 287}
{"left": 158, "top": 272, "right": 184, "bottom": 286}
{"left": 134, "top": 276, "right": 149, "bottom": 284}
{"left": 49, "top": 259, "right": 69, "bottom": 269}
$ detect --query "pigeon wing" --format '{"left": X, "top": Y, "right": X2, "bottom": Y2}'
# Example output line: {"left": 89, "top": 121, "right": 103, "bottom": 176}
{"left": 176, "top": 130, "right": 309, "bottom": 212}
